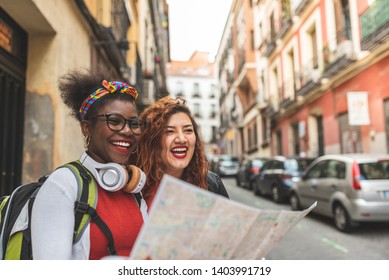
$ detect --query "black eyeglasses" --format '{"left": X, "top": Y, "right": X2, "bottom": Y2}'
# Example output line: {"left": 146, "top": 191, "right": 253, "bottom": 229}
{"left": 87, "top": 113, "right": 147, "bottom": 135}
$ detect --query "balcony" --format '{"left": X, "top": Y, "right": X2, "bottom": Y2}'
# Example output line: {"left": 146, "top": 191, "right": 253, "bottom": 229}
{"left": 279, "top": 97, "right": 294, "bottom": 109}
{"left": 295, "top": 58, "right": 321, "bottom": 96}
{"left": 237, "top": 48, "right": 245, "bottom": 74}
{"left": 279, "top": 78, "right": 296, "bottom": 108}
{"left": 292, "top": 0, "right": 311, "bottom": 16}
{"left": 219, "top": 90, "right": 227, "bottom": 107}
{"left": 360, "top": 0, "right": 389, "bottom": 51}
{"left": 323, "top": 39, "right": 355, "bottom": 78}
{"left": 263, "top": 35, "right": 277, "bottom": 57}
{"left": 278, "top": 16, "right": 293, "bottom": 40}
{"left": 264, "top": 101, "right": 276, "bottom": 118}
{"left": 268, "top": 88, "right": 281, "bottom": 116}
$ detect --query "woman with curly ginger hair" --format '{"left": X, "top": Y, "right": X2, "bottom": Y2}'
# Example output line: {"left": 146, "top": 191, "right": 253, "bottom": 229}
{"left": 137, "top": 96, "right": 229, "bottom": 200}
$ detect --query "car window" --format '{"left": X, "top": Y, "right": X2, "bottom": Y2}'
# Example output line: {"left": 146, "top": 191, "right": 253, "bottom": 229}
{"left": 306, "top": 160, "right": 328, "bottom": 179}
{"left": 336, "top": 161, "right": 346, "bottom": 179}
{"left": 325, "top": 160, "right": 345, "bottom": 179}
{"left": 262, "top": 161, "right": 273, "bottom": 171}
{"left": 252, "top": 159, "right": 266, "bottom": 168}
{"left": 284, "top": 159, "right": 298, "bottom": 172}
{"left": 326, "top": 160, "right": 338, "bottom": 178}
{"left": 272, "top": 160, "right": 283, "bottom": 169}
{"left": 359, "top": 162, "right": 389, "bottom": 180}
{"left": 297, "top": 159, "right": 315, "bottom": 171}
{"left": 220, "top": 156, "right": 239, "bottom": 163}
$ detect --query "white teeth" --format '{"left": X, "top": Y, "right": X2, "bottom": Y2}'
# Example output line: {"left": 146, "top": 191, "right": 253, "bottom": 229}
{"left": 172, "top": 147, "right": 187, "bottom": 153}
{"left": 112, "top": 141, "right": 130, "bottom": 147}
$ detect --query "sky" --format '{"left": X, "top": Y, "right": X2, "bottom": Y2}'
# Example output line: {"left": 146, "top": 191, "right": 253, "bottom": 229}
{"left": 167, "top": 0, "right": 233, "bottom": 62}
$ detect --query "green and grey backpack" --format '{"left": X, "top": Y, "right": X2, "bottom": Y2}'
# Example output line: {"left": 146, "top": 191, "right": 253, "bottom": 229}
{"left": 0, "top": 161, "right": 121, "bottom": 260}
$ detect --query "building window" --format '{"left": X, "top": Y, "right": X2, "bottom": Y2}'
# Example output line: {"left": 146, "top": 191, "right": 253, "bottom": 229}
{"left": 309, "top": 26, "right": 318, "bottom": 69}
{"left": 194, "top": 103, "right": 201, "bottom": 118}
{"left": 248, "top": 119, "right": 258, "bottom": 152}
{"left": 270, "top": 66, "right": 280, "bottom": 111}
{"left": 284, "top": 48, "right": 295, "bottom": 100}
{"left": 111, "top": 0, "right": 129, "bottom": 40}
{"left": 254, "top": 121, "right": 258, "bottom": 147}
{"left": 192, "top": 83, "right": 200, "bottom": 98}
{"left": 248, "top": 127, "right": 252, "bottom": 151}
{"left": 250, "top": 30, "right": 254, "bottom": 51}
{"left": 211, "top": 126, "right": 217, "bottom": 143}
{"left": 384, "top": 99, "right": 389, "bottom": 152}
{"left": 270, "top": 12, "right": 276, "bottom": 41}
{"left": 291, "top": 122, "right": 300, "bottom": 156}
{"left": 262, "top": 113, "right": 270, "bottom": 146}
{"left": 333, "top": 0, "right": 352, "bottom": 42}
{"left": 276, "top": 130, "right": 283, "bottom": 155}
{"left": 176, "top": 81, "right": 183, "bottom": 96}
{"left": 210, "top": 104, "right": 216, "bottom": 118}
{"left": 210, "top": 84, "right": 216, "bottom": 98}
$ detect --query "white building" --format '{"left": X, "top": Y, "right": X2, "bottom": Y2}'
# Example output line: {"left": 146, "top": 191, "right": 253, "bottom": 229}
{"left": 166, "top": 51, "right": 219, "bottom": 154}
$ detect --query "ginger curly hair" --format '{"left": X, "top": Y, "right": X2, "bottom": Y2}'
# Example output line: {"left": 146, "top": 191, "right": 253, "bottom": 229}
{"left": 137, "top": 96, "right": 209, "bottom": 199}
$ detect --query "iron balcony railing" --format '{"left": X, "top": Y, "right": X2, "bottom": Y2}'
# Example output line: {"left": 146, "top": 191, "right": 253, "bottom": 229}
{"left": 292, "top": 0, "right": 311, "bottom": 16}
{"left": 360, "top": 0, "right": 389, "bottom": 50}
{"left": 295, "top": 56, "right": 321, "bottom": 96}
{"left": 360, "top": 0, "right": 389, "bottom": 40}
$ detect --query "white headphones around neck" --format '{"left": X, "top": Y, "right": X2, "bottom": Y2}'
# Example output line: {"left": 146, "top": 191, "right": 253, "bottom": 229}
{"left": 80, "top": 152, "right": 146, "bottom": 193}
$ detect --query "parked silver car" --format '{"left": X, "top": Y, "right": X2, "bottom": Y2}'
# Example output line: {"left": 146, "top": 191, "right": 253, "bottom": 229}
{"left": 289, "top": 154, "right": 389, "bottom": 232}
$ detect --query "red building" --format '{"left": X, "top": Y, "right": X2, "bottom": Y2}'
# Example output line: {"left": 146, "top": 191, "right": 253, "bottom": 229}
{"left": 217, "top": 0, "right": 389, "bottom": 158}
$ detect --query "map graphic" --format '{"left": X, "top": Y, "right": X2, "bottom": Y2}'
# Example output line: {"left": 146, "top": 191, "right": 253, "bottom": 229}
{"left": 130, "top": 175, "right": 316, "bottom": 260}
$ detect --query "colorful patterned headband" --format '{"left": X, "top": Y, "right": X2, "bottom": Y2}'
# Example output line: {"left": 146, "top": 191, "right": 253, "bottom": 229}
{"left": 79, "top": 80, "right": 138, "bottom": 120}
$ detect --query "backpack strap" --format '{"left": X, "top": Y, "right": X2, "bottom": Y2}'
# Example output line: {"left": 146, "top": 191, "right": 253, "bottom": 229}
{"left": 62, "top": 161, "right": 97, "bottom": 242}
{"left": 64, "top": 161, "right": 117, "bottom": 255}
{"left": 62, "top": 161, "right": 145, "bottom": 256}
{"left": 74, "top": 200, "right": 117, "bottom": 255}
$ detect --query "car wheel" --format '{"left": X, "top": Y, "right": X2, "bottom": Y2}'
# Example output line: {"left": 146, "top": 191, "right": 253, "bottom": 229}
{"left": 271, "top": 186, "right": 281, "bottom": 203}
{"left": 333, "top": 204, "right": 354, "bottom": 232}
{"left": 290, "top": 192, "right": 301, "bottom": 211}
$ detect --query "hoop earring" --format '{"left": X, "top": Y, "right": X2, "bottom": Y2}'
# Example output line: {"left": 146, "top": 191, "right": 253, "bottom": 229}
{"left": 84, "top": 135, "right": 91, "bottom": 150}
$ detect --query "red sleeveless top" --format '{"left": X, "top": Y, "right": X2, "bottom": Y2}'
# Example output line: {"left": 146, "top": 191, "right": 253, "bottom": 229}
{"left": 89, "top": 187, "right": 144, "bottom": 260}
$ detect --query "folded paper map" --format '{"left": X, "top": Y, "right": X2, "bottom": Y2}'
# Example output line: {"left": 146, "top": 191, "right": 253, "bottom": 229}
{"left": 130, "top": 175, "right": 316, "bottom": 260}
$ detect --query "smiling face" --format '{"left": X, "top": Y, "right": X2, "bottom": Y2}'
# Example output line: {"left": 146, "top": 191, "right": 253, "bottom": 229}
{"left": 81, "top": 99, "right": 139, "bottom": 165}
{"left": 160, "top": 112, "right": 196, "bottom": 178}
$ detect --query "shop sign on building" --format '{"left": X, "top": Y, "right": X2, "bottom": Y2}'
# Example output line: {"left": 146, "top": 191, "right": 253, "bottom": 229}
{"left": 0, "top": 18, "right": 12, "bottom": 53}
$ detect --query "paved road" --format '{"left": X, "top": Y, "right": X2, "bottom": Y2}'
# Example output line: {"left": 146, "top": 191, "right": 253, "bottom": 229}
{"left": 222, "top": 177, "right": 389, "bottom": 260}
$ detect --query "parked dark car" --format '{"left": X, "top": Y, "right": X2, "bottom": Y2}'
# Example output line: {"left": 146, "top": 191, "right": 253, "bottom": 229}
{"left": 211, "top": 155, "right": 240, "bottom": 177}
{"left": 253, "top": 156, "right": 315, "bottom": 203}
{"left": 236, "top": 158, "right": 268, "bottom": 190}
{"left": 289, "top": 154, "right": 389, "bottom": 232}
